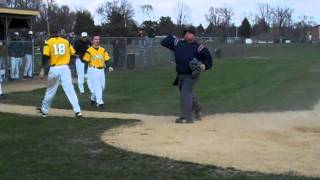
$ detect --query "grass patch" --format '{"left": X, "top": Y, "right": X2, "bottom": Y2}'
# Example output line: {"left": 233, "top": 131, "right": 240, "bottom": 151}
{"left": 3, "top": 44, "right": 320, "bottom": 115}
{"left": 0, "top": 113, "right": 315, "bottom": 179}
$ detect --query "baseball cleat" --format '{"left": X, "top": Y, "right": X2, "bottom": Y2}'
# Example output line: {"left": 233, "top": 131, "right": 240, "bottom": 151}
{"left": 75, "top": 112, "right": 82, "bottom": 118}
{"left": 36, "top": 107, "right": 47, "bottom": 117}
{"left": 0, "top": 94, "right": 6, "bottom": 99}
{"left": 185, "top": 120, "right": 194, "bottom": 124}
{"left": 176, "top": 117, "right": 194, "bottom": 124}
{"left": 90, "top": 100, "right": 96, "bottom": 106}
{"left": 98, "top": 104, "right": 105, "bottom": 112}
{"left": 176, "top": 117, "right": 185, "bottom": 124}
{"left": 194, "top": 107, "right": 203, "bottom": 121}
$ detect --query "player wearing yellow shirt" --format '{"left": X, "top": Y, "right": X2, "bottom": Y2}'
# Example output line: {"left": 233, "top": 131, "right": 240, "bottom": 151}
{"left": 83, "top": 34, "right": 113, "bottom": 111}
{"left": 37, "top": 29, "right": 82, "bottom": 117}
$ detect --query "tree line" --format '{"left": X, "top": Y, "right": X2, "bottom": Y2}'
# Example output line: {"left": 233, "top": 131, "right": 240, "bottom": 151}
{"left": 0, "top": 0, "right": 317, "bottom": 42}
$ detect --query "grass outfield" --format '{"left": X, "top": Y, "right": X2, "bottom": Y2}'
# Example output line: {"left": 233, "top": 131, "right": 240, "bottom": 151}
{"left": 3, "top": 44, "right": 320, "bottom": 115}
{"left": 0, "top": 112, "right": 315, "bottom": 179}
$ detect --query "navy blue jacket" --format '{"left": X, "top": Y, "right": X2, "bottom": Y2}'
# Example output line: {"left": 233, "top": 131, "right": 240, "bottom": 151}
{"left": 161, "top": 36, "right": 213, "bottom": 75}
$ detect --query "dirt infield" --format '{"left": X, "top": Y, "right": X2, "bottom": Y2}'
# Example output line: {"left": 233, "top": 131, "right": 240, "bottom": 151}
{"left": 102, "top": 110, "right": 320, "bottom": 177}
{"left": 1, "top": 79, "right": 320, "bottom": 177}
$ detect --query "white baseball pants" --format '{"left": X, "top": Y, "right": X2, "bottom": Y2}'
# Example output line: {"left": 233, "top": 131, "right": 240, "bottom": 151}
{"left": 41, "top": 65, "right": 81, "bottom": 114}
{"left": 23, "top": 54, "right": 33, "bottom": 77}
{"left": 10, "top": 57, "right": 22, "bottom": 79}
{"left": 87, "top": 67, "right": 106, "bottom": 105}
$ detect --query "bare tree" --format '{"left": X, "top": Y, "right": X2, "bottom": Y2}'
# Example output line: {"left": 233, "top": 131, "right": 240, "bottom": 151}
{"left": 256, "top": 3, "right": 273, "bottom": 26}
{"left": 97, "top": 0, "right": 134, "bottom": 24}
{"left": 219, "top": 7, "right": 234, "bottom": 27}
{"left": 97, "top": 0, "right": 136, "bottom": 36}
{"left": 43, "top": 0, "right": 56, "bottom": 34}
{"left": 272, "top": 6, "right": 294, "bottom": 29}
{"left": 205, "top": 7, "right": 233, "bottom": 27}
{"left": 140, "top": 4, "right": 154, "bottom": 21}
{"left": 34, "top": 0, "right": 76, "bottom": 34}
{"left": 1, "top": 0, "right": 42, "bottom": 9}
{"left": 205, "top": 7, "right": 221, "bottom": 26}
{"left": 175, "top": 1, "right": 191, "bottom": 27}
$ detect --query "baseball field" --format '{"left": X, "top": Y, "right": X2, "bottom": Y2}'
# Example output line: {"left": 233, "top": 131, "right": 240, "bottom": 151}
{"left": 1, "top": 44, "right": 320, "bottom": 179}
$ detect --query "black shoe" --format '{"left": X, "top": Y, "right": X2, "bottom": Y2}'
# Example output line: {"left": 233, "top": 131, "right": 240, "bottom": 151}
{"left": 75, "top": 112, "right": 82, "bottom": 118}
{"left": 176, "top": 117, "right": 186, "bottom": 124}
{"left": 0, "top": 94, "right": 5, "bottom": 99}
{"left": 176, "top": 117, "right": 194, "bottom": 124}
{"left": 90, "top": 100, "right": 96, "bottom": 106}
{"left": 194, "top": 107, "right": 203, "bottom": 121}
{"left": 36, "top": 107, "right": 47, "bottom": 117}
{"left": 23, "top": 76, "right": 28, "bottom": 80}
{"left": 98, "top": 104, "right": 105, "bottom": 112}
{"left": 185, "top": 120, "right": 194, "bottom": 124}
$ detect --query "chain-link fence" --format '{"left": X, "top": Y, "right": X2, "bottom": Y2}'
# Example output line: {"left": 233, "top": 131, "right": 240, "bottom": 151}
{"left": 1, "top": 36, "right": 318, "bottom": 83}
{"left": 100, "top": 37, "right": 172, "bottom": 69}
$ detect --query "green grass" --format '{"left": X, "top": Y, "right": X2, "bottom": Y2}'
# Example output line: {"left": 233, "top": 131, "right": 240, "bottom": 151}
{"left": 0, "top": 112, "right": 315, "bottom": 179}
{"left": 3, "top": 44, "right": 320, "bottom": 115}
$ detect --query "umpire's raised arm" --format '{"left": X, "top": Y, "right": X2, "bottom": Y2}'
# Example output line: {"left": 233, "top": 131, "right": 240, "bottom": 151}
{"left": 161, "top": 36, "right": 178, "bottom": 51}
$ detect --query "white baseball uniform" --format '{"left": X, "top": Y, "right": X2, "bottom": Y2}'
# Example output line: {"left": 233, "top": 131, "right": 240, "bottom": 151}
{"left": 40, "top": 36, "right": 81, "bottom": 114}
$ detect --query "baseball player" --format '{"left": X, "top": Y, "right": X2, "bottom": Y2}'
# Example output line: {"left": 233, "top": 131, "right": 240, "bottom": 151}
{"left": 74, "top": 32, "right": 91, "bottom": 94}
{"left": 8, "top": 32, "right": 24, "bottom": 80}
{"left": 23, "top": 31, "right": 34, "bottom": 79}
{"left": 83, "top": 34, "right": 113, "bottom": 111}
{"left": 0, "top": 41, "right": 5, "bottom": 99}
{"left": 37, "top": 28, "right": 82, "bottom": 117}
{"left": 161, "top": 28, "right": 213, "bottom": 124}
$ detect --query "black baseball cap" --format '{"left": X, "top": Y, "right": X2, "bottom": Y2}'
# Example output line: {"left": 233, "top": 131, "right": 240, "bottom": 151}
{"left": 183, "top": 29, "right": 196, "bottom": 36}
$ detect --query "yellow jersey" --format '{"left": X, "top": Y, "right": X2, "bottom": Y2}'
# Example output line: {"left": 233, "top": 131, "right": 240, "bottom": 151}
{"left": 43, "top": 37, "right": 75, "bottom": 66}
{"left": 83, "top": 46, "right": 110, "bottom": 68}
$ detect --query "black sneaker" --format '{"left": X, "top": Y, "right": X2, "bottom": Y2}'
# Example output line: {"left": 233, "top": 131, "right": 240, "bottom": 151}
{"left": 194, "top": 107, "right": 203, "bottom": 121}
{"left": 36, "top": 107, "right": 47, "bottom": 117}
{"left": 185, "top": 120, "right": 194, "bottom": 124}
{"left": 75, "top": 112, "right": 82, "bottom": 118}
{"left": 176, "top": 117, "right": 185, "bottom": 124}
{"left": 98, "top": 104, "right": 105, "bottom": 112}
{"left": 176, "top": 117, "right": 194, "bottom": 124}
{"left": 90, "top": 100, "right": 96, "bottom": 106}
{"left": 0, "top": 94, "right": 5, "bottom": 99}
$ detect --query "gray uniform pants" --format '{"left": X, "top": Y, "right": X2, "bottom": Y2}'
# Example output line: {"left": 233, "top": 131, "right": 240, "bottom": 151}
{"left": 178, "top": 75, "right": 201, "bottom": 121}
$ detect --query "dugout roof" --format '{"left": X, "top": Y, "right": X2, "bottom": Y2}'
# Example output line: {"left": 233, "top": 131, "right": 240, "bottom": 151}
{"left": 0, "top": 7, "right": 39, "bottom": 40}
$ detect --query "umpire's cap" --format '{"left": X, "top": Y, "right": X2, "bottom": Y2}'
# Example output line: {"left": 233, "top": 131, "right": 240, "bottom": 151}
{"left": 183, "top": 27, "right": 196, "bottom": 36}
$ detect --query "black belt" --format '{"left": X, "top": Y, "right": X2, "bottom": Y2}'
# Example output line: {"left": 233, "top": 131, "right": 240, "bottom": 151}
{"left": 89, "top": 66, "right": 104, "bottom": 69}
{"left": 50, "top": 64, "right": 68, "bottom": 67}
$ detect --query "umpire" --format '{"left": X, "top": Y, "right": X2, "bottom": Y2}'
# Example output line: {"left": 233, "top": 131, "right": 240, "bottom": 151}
{"left": 161, "top": 29, "right": 213, "bottom": 124}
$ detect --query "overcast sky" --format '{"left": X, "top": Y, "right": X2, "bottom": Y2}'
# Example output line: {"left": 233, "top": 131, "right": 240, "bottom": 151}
{"left": 56, "top": 0, "right": 320, "bottom": 26}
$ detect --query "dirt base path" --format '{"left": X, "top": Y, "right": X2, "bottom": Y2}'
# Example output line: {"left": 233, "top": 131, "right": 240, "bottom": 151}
{"left": 3, "top": 78, "right": 47, "bottom": 93}
{"left": 1, "top": 79, "right": 320, "bottom": 177}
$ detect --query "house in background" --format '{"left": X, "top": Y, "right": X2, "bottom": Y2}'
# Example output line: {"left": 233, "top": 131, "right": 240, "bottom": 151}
{"left": 311, "top": 25, "right": 320, "bottom": 43}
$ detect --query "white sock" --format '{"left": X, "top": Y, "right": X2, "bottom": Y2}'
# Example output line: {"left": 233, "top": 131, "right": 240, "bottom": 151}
{"left": 0, "top": 83, "right": 2, "bottom": 95}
